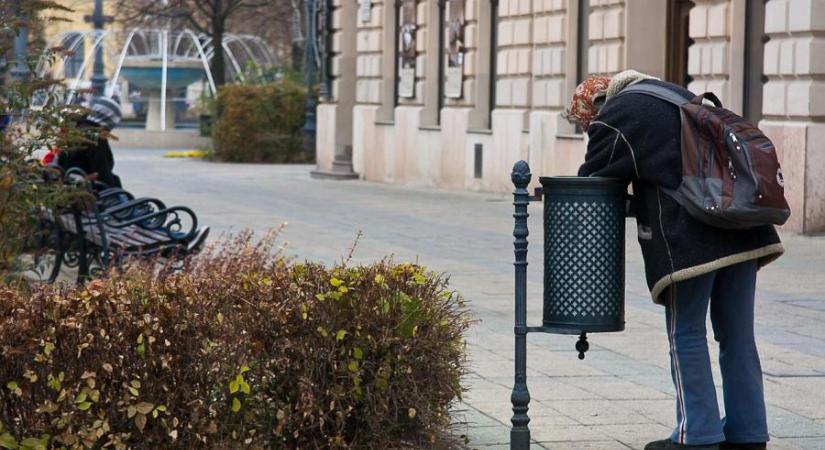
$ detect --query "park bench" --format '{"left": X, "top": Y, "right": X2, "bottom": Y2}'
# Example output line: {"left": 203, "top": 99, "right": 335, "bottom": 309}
{"left": 37, "top": 169, "right": 209, "bottom": 283}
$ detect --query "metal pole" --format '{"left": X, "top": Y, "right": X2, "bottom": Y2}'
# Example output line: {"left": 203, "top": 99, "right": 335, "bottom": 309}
{"left": 90, "top": 0, "right": 107, "bottom": 95}
{"left": 510, "top": 160, "right": 532, "bottom": 449}
{"left": 302, "top": 0, "right": 317, "bottom": 155}
{"left": 160, "top": 30, "right": 169, "bottom": 131}
{"left": 10, "top": 0, "right": 30, "bottom": 82}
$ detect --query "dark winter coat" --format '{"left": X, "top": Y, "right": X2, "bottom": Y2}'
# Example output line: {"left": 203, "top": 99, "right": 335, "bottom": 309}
{"left": 59, "top": 119, "right": 122, "bottom": 188}
{"left": 578, "top": 79, "right": 783, "bottom": 304}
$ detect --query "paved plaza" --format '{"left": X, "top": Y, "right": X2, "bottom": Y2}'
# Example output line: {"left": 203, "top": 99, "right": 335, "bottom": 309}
{"left": 115, "top": 149, "right": 825, "bottom": 449}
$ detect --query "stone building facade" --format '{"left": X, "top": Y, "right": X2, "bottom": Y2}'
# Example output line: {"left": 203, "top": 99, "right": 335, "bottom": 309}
{"left": 315, "top": 0, "right": 825, "bottom": 234}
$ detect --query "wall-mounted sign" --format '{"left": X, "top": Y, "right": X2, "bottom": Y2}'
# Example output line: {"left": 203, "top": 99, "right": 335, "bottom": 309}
{"left": 359, "top": 0, "right": 372, "bottom": 23}
{"left": 398, "top": 0, "right": 417, "bottom": 98}
{"left": 445, "top": 0, "right": 465, "bottom": 99}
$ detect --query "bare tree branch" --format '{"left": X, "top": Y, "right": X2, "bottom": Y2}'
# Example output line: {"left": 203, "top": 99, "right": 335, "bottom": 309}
{"left": 112, "top": 0, "right": 294, "bottom": 81}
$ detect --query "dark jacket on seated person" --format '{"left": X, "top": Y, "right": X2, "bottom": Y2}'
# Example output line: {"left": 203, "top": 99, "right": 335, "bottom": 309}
{"left": 59, "top": 118, "right": 121, "bottom": 188}
{"left": 58, "top": 96, "right": 123, "bottom": 189}
{"left": 578, "top": 79, "right": 783, "bottom": 303}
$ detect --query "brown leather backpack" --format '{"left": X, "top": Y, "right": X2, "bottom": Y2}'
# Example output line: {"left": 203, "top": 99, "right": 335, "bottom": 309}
{"left": 619, "top": 83, "right": 791, "bottom": 229}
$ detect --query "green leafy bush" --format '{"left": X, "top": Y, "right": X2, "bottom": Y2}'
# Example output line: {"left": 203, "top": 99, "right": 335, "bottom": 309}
{"left": 212, "top": 81, "right": 310, "bottom": 163}
{"left": 0, "top": 232, "right": 469, "bottom": 448}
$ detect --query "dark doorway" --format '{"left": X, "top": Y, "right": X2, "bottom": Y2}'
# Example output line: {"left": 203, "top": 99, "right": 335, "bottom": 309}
{"left": 575, "top": 0, "right": 589, "bottom": 84}
{"left": 665, "top": 0, "right": 694, "bottom": 87}
{"left": 743, "top": 0, "right": 767, "bottom": 123}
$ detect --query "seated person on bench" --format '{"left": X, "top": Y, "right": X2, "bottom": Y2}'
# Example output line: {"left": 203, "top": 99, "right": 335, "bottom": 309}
{"left": 50, "top": 96, "right": 123, "bottom": 189}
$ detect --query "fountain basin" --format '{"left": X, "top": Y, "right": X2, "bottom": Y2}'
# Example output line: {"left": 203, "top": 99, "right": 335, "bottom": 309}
{"left": 120, "top": 59, "right": 205, "bottom": 91}
{"left": 119, "top": 59, "right": 205, "bottom": 131}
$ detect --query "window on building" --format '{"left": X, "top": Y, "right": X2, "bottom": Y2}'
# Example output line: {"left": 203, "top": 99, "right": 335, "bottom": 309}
{"left": 318, "top": 0, "right": 333, "bottom": 99}
{"left": 665, "top": 0, "right": 694, "bottom": 87}
{"left": 63, "top": 34, "right": 85, "bottom": 79}
{"left": 437, "top": 0, "right": 447, "bottom": 124}
{"left": 575, "top": 0, "right": 589, "bottom": 85}
{"left": 394, "top": 0, "right": 402, "bottom": 107}
{"left": 573, "top": 0, "right": 589, "bottom": 134}
{"left": 488, "top": 0, "right": 498, "bottom": 128}
{"left": 743, "top": 0, "right": 767, "bottom": 123}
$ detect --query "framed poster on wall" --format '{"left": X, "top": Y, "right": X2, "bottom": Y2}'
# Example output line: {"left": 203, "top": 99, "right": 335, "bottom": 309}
{"left": 444, "top": 0, "right": 465, "bottom": 99}
{"left": 398, "top": 0, "right": 417, "bottom": 98}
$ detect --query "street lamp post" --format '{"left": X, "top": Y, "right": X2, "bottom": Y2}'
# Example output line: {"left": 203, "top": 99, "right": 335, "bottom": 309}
{"left": 302, "top": 0, "right": 317, "bottom": 155}
{"left": 84, "top": 0, "right": 113, "bottom": 96}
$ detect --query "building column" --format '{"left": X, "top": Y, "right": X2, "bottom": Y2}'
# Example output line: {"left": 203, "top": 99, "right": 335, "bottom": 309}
{"left": 760, "top": 0, "right": 825, "bottom": 234}
{"left": 686, "top": 0, "right": 744, "bottom": 111}
{"left": 313, "top": 0, "right": 359, "bottom": 179}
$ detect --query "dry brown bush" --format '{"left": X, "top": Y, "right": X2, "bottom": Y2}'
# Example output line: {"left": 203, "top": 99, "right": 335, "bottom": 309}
{"left": 0, "top": 231, "right": 469, "bottom": 449}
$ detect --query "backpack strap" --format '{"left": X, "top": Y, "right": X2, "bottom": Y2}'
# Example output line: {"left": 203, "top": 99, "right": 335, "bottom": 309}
{"left": 616, "top": 82, "right": 691, "bottom": 107}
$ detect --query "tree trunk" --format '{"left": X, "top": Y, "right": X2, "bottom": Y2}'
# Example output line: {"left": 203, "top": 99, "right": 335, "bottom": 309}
{"left": 291, "top": 41, "right": 303, "bottom": 71}
{"left": 290, "top": 0, "right": 304, "bottom": 71}
{"left": 211, "top": 21, "right": 227, "bottom": 87}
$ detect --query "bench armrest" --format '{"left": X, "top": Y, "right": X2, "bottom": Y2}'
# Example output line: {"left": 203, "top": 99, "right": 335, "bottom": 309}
{"left": 99, "top": 206, "right": 199, "bottom": 242}
{"left": 101, "top": 196, "right": 166, "bottom": 214}
{"left": 64, "top": 167, "right": 88, "bottom": 182}
{"left": 98, "top": 187, "right": 135, "bottom": 202}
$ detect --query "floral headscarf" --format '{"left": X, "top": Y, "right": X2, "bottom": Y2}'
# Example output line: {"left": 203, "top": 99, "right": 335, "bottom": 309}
{"left": 565, "top": 76, "right": 611, "bottom": 130}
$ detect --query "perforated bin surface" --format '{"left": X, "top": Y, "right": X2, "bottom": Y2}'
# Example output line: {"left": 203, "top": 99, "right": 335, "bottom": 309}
{"left": 540, "top": 177, "right": 626, "bottom": 333}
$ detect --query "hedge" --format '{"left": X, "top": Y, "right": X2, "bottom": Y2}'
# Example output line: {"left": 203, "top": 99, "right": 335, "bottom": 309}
{"left": 212, "top": 81, "right": 310, "bottom": 163}
{"left": 0, "top": 232, "right": 469, "bottom": 449}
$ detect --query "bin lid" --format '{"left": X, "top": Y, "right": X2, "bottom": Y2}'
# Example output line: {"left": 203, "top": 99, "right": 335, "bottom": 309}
{"left": 539, "top": 176, "right": 627, "bottom": 194}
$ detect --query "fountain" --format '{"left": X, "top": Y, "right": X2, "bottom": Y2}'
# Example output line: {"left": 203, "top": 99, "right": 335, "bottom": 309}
{"left": 38, "top": 28, "right": 275, "bottom": 132}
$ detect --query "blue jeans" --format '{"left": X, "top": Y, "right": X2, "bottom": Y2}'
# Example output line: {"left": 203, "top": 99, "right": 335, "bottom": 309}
{"left": 664, "top": 260, "right": 768, "bottom": 445}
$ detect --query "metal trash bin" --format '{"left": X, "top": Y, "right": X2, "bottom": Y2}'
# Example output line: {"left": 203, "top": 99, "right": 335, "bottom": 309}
{"left": 539, "top": 176, "right": 627, "bottom": 335}
{"left": 509, "top": 162, "right": 630, "bottom": 450}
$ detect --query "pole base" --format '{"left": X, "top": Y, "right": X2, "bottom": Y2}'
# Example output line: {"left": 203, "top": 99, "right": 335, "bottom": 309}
{"left": 310, "top": 158, "right": 359, "bottom": 180}
{"left": 310, "top": 168, "right": 359, "bottom": 180}
{"left": 510, "top": 428, "right": 531, "bottom": 450}
{"left": 311, "top": 147, "right": 359, "bottom": 180}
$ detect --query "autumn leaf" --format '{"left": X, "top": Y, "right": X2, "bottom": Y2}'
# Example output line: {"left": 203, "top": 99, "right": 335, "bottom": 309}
{"left": 135, "top": 402, "right": 154, "bottom": 415}
{"left": 134, "top": 413, "right": 147, "bottom": 432}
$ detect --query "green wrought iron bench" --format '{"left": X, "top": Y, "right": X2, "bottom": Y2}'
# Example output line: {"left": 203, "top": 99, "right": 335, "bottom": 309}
{"left": 37, "top": 169, "right": 209, "bottom": 283}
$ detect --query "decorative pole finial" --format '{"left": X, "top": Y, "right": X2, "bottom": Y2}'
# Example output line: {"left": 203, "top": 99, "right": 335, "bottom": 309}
{"left": 511, "top": 160, "right": 532, "bottom": 189}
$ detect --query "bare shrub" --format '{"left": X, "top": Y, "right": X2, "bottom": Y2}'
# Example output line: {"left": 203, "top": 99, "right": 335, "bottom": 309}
{"left": 0, "top": 231, "right": 469, "bottom": 449}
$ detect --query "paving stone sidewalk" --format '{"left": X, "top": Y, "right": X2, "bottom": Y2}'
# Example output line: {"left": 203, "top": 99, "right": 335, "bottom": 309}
{"left": 115, "top": 149, "right": 825, "bottom": 449}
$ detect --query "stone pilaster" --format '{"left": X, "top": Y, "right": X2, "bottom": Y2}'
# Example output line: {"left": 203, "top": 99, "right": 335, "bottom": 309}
{"left": 356, "top": 0, "right": 386, "bottom": 105}
{"left": 588, "top": 0, "right": 625, "bottom": 76}
{"left": 760, "top": 0, "right": 825, "bottom": 234}
{"left": 687, "top": 0, "right": 734, "bottom": 107}
{"left": 531, "top": 0, "right": 567, "bottom": 109}
{"left": 496, "top": 0, "right": 533, "bottom": 108}
{"left": 312, "top": 0, "right": 359, "bottom": 179}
